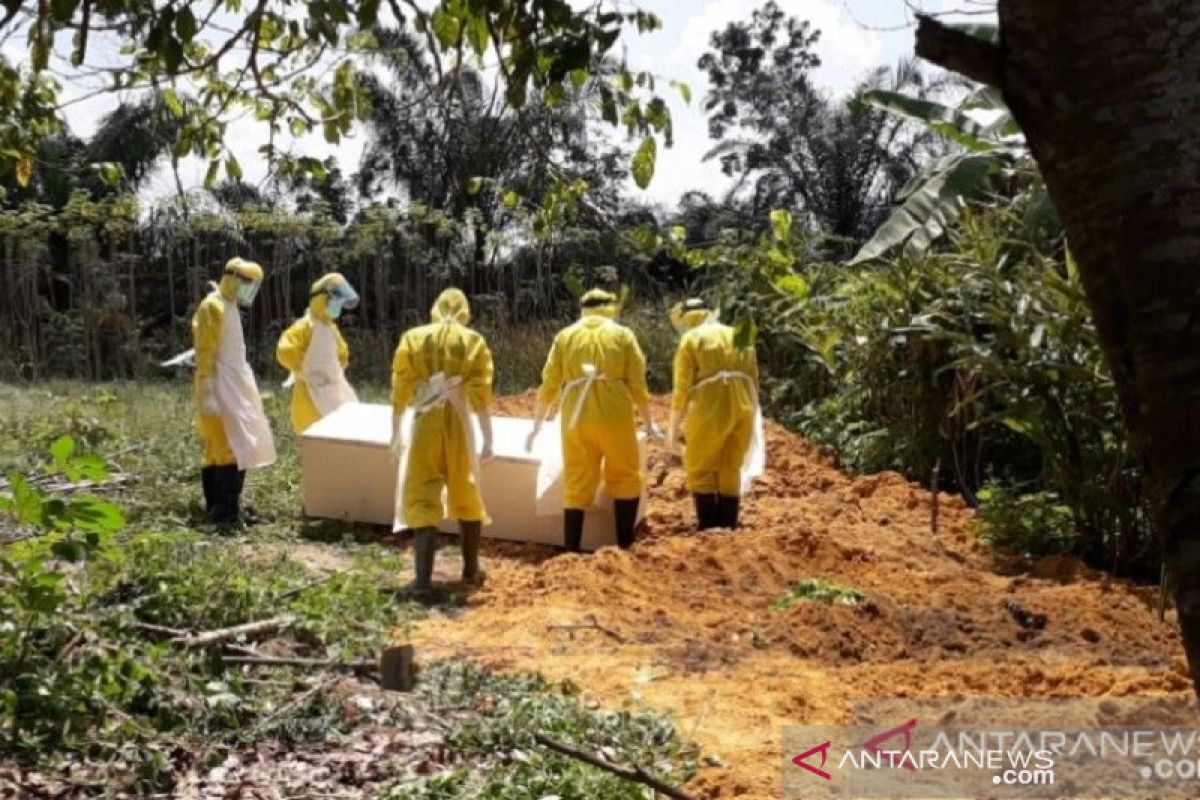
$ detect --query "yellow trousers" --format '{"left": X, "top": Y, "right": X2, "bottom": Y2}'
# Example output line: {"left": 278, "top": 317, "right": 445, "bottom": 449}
{"left": 562, "top": 415, "right": 642, "bottom": 509}
{"left": 685, "top": 408, "right": 754, "bottom": 496}
{"left": 198, "top": 411, "right": 237, "bottom": 467}
{"left": 401, "top": 405, "right": 486, "bottom": 528}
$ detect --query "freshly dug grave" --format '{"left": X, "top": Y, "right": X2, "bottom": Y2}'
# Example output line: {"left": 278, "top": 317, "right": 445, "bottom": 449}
{"left": 412, "top": 395, "right": 1189, "bottom": 799}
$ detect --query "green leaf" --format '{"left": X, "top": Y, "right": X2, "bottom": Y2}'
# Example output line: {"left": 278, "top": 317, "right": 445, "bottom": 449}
{"left": 49, "top": 435, "right": 75, "bottom": 466}
{"left": 569, "top": 69, "right": 588, "bottom": 89}
{"left": 563, "top": 275, "right": 585, "bottom": 299}
{"left": 203, "top": 159, "right": 220, "bottom": 188}
{"left": 851, "top": 153, "right": 1003, "bottom": 264}
{"left": 225, "top": 155, "right": 243, "bottom": 182}
{"left": 770, "top": 209, "right": 792, "bottom": 242}
{"left": 466, "top": 14, "right": 489, "bottom": 57}
{"left": 733, "top": 314, "right": 757, "bottom": 349}
{"left": 176, "top": 7, "right": 198, "bottom": 41}
{"left": 631, "top": 137, "right": 656, "bottom": 190}
{"left": 466, "top": 177, "right": 484, "bottom": 196}
{"left": 161, "top": 87, "right": 184, "bottom": 117}
{"left": 431, "top": 8, "right": 461, "bottom": 50}
{"left": 676, "top": 81, "right": 692, "bottom": 105}
{"left": 775, "top": 274, "right": 808, "bottom": 299}
{"left": 65, "top": 497, "right": 125, "bottom": 535}
{"left": 50, "top": 0, "right": 78, "bottom": 22}
{"left": 864, "top": 90, "right": 1002, "bottom": 152}
{"left": 502, "top": 190, "right": 519, "bottom": 209}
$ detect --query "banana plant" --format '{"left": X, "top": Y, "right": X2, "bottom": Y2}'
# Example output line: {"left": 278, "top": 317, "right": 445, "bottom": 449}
{"left": 851, "top": 83, "right": 1037, "bottom": 264}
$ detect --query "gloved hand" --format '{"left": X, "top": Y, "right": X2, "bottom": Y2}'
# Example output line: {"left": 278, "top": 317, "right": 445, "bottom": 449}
{"left": 667, "top": 414, "right": 682, "bottom": 457}
{"left": 390, "top": 413, "right": 406, "bottom": 463}
{"left": 524, "top": 420, "right": 542, "bottom": 453}
{"left": 202, "top": 380, "right": 221, "bottom": 416}
{"left": 480, "top": 436, "right": 495, "bottom": 463}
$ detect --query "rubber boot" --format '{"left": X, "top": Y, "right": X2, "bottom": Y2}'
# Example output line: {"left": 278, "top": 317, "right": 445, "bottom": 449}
{"left": 201, "top": 466, "right": 216, "bottom": 516}
{"left": 408, "top": 527, "right": 438, "bottom": 594}
{"left": 460, "top": 520, "right": 484, "bottom": 585}
{"left": 233, "top": 469, "right": 259, "bottom": 525}
{"left": 212, "top": 465, "right": 240, "bottom": 527}
{"left": 717, "top": 495, "right": 741, "bottom": 530}
{"left": 693, "top": 493, "right": 720, "bottom": 531}
{"left": 563, "top": 509, "right": 585, "bottom": 553}
{"left": 614, "top": 498, "right": 640, "bottom": 550}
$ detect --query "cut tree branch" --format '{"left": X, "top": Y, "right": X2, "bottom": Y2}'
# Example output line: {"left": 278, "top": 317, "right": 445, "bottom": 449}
{"left": 170, "top": 615, "right": 296, "bottom": 649}
{"left": 914, "top": 14, "right": 1002, "bottom": 88}
{"left": 533, "top": 733, "right": 696, "bottom": 800}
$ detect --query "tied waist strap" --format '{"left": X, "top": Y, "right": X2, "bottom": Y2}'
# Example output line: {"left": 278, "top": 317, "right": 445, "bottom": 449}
{"left": 691, "top": 370, "right": 757, "bottom": 400}
{"left": 412, "top": 372, "right": 465, "bottom": 416}
{"left": 561, "top": 364, "right": 626, "bottom": 429}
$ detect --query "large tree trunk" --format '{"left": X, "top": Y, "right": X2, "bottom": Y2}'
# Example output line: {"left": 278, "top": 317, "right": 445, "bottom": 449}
{"left": 918, "top": 2, "right": 1200, "bottom": 696}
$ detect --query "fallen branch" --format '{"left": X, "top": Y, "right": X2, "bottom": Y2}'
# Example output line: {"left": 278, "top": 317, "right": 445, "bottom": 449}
{"left": 170, "top": 615, "right": 296, "bottom": 649}
{"left": 274, "top": 575, "right": 333, "bottom": 602}
{"left": 223, "top": 654, "right": 377, "bottom": 672}
{"left": 533, "top": 733, "right": 695, "bottom": 800}
{"left": 546, "top": 614, "right": 627, "bottom": 643}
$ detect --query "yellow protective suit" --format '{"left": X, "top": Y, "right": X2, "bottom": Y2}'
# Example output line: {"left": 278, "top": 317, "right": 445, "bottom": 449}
{"left": 671, "top": 306, "right": 759, "bottom": 495}
{"left": 276, "top": 291, "right": 350, "bottom": 434}
{"left": 192, "top": 258, "right": 264, "bottom": 467}
{"left": 391, "top": 289, "right": 493, "bottom": 529}
{"left": 537, "top": 292, "right": 650, "bottom": 508}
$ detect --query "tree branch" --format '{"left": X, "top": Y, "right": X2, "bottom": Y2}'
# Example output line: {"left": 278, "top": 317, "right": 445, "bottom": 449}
{"left": 532, "top": 733, "right": 696, "bottom": 800}
{"left": 914, "top": 14, "right": 1002, "bottom": 88}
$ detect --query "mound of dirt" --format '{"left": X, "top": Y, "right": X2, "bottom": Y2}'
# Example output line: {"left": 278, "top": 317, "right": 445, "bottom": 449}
{"left": 413, "top": 395, "right": 1189, "bottom": 799}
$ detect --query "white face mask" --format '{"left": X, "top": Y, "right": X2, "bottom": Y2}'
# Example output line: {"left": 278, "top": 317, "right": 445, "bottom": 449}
{"left": 236, "top": 281, "right": 260, "bottom": 307}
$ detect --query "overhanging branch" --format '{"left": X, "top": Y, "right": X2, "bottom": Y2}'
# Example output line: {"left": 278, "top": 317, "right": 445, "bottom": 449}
{"left": 915, "top": 14, "right": 1002, "bottom": 88}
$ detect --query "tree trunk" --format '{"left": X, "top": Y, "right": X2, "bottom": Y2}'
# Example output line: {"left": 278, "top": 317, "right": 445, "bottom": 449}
{"left": 918, "top": 2, "right": 1200, "bottom": 695}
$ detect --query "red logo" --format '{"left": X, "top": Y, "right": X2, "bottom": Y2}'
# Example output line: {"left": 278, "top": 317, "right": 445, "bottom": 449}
{"left": 792, "top": 740, "right": 833, "bottom": 781}
{"left": 861, "top": 718, "right": 920, "bottom": 772}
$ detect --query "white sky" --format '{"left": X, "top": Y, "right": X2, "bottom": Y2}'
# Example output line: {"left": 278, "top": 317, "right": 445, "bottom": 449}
{"left": 22, "top": 0, "right": 987, "bottom": 209}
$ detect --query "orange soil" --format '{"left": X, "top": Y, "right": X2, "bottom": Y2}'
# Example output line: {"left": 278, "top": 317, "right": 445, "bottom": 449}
{"left": 411, "top": 395, "right": 1190, "bottom": 799}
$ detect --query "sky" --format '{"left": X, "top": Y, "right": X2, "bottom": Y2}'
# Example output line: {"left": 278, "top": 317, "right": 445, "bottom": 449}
{"left": 24, "top": 0, "right": 982, "bottom": 209}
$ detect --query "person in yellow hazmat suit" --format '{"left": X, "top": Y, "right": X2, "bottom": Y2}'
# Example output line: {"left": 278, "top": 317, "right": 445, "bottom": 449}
{"left": 525, "top": 288, "right": 659, "bottom": 552}
{"left": 667, "top": 297, "right": 763, "bottom": 530}
{"left": 192, "top": 257, "right": 277, "bottom": 527}
{"left": 391, "top": 288, "right": 495, "bottom": 593}
{"left": 277, "top": 273, "right": 360, "bottom": 433}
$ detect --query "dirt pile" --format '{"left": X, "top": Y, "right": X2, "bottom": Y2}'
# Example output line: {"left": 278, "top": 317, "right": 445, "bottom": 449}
{"left": 413, "top": 395, "right": 1189, "bottom": 799}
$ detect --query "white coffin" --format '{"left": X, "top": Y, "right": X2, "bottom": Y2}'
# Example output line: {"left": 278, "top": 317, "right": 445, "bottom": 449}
{"left": 298, "top": 402, "right": 647, "bottom": 551}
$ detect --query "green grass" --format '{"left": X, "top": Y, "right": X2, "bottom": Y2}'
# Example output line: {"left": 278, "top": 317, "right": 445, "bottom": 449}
{"left": 0, "top": 381, "right": 698, "bottom": 796}
{"left": 771, "top": 578, "right": 865, "bottom": 611}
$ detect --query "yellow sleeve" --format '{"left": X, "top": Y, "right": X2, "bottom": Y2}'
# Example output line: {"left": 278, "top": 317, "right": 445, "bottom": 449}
{"left": 536, "top": 334, "right": 564, "bottom": 408}
{"left": 465, "top": 332, "right": 494, "bottom": 412}
{"left": 276, "top": 318, "right": 312, "bottom": 374}
{"left": 335, "top": 325, "right": 350, "bottom": 368}
{"left": 672, "top": 336, "right": 696, "bottom": 414}
{"left": 191, "top": 297, "right": 223, "bottom": 383}
{"left": 623, "top": 329, "right": 651, "bottom": 407}
{"left": 391, "top": 334, "right": 416, "bottom": 412}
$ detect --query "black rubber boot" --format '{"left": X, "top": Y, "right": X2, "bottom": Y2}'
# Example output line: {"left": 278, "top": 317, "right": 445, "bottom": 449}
{"left": 563, "top": 509, "right": 585, "bottom": 553}
{"left": 408, "top": 528, "right": 438, "bottom": 594}
{"left": 211, "top": 465, "right": 240, "bottom": 526}
{"left": 232, "top": 469, "right": 259, "bottom": 525}
{"left": 614, "top": 498, "right": 640, "bottom": 550}
{"left": 460, "top": 520, "right": 483, "bottom": 585}
{"left": 693, "top": 493, "right": 720, "bottom": 531}
{"left": 201, "top": 466, "right": 216, "bottom": 516}
{"left": 717, "top": 495, "right": 741, "bottom": 530}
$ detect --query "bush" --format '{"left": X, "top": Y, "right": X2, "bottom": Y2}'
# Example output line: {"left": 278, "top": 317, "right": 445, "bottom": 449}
{"left": 974, "top": 484, "right": 1079, "bottom": 560}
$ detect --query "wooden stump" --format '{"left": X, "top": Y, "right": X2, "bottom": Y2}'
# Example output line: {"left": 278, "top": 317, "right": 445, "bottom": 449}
{"left": 380, "top": 644, "right": 414, "bottom": 692}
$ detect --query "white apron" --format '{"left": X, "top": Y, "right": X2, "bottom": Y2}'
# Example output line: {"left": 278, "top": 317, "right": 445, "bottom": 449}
{"left": 689, "top": 369, "right": 765, "bottom": 495}
{"left": 391, "top": 372, "right": 488, "bottom": 532}
{"left": 284, "top": 313, "right": 357, "bottom": 416}
{"left": 213, "top": 297, "right": 276, "bottom": 470}
{"left": 533, "top": 363, "right": 624, "bottom": 516}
